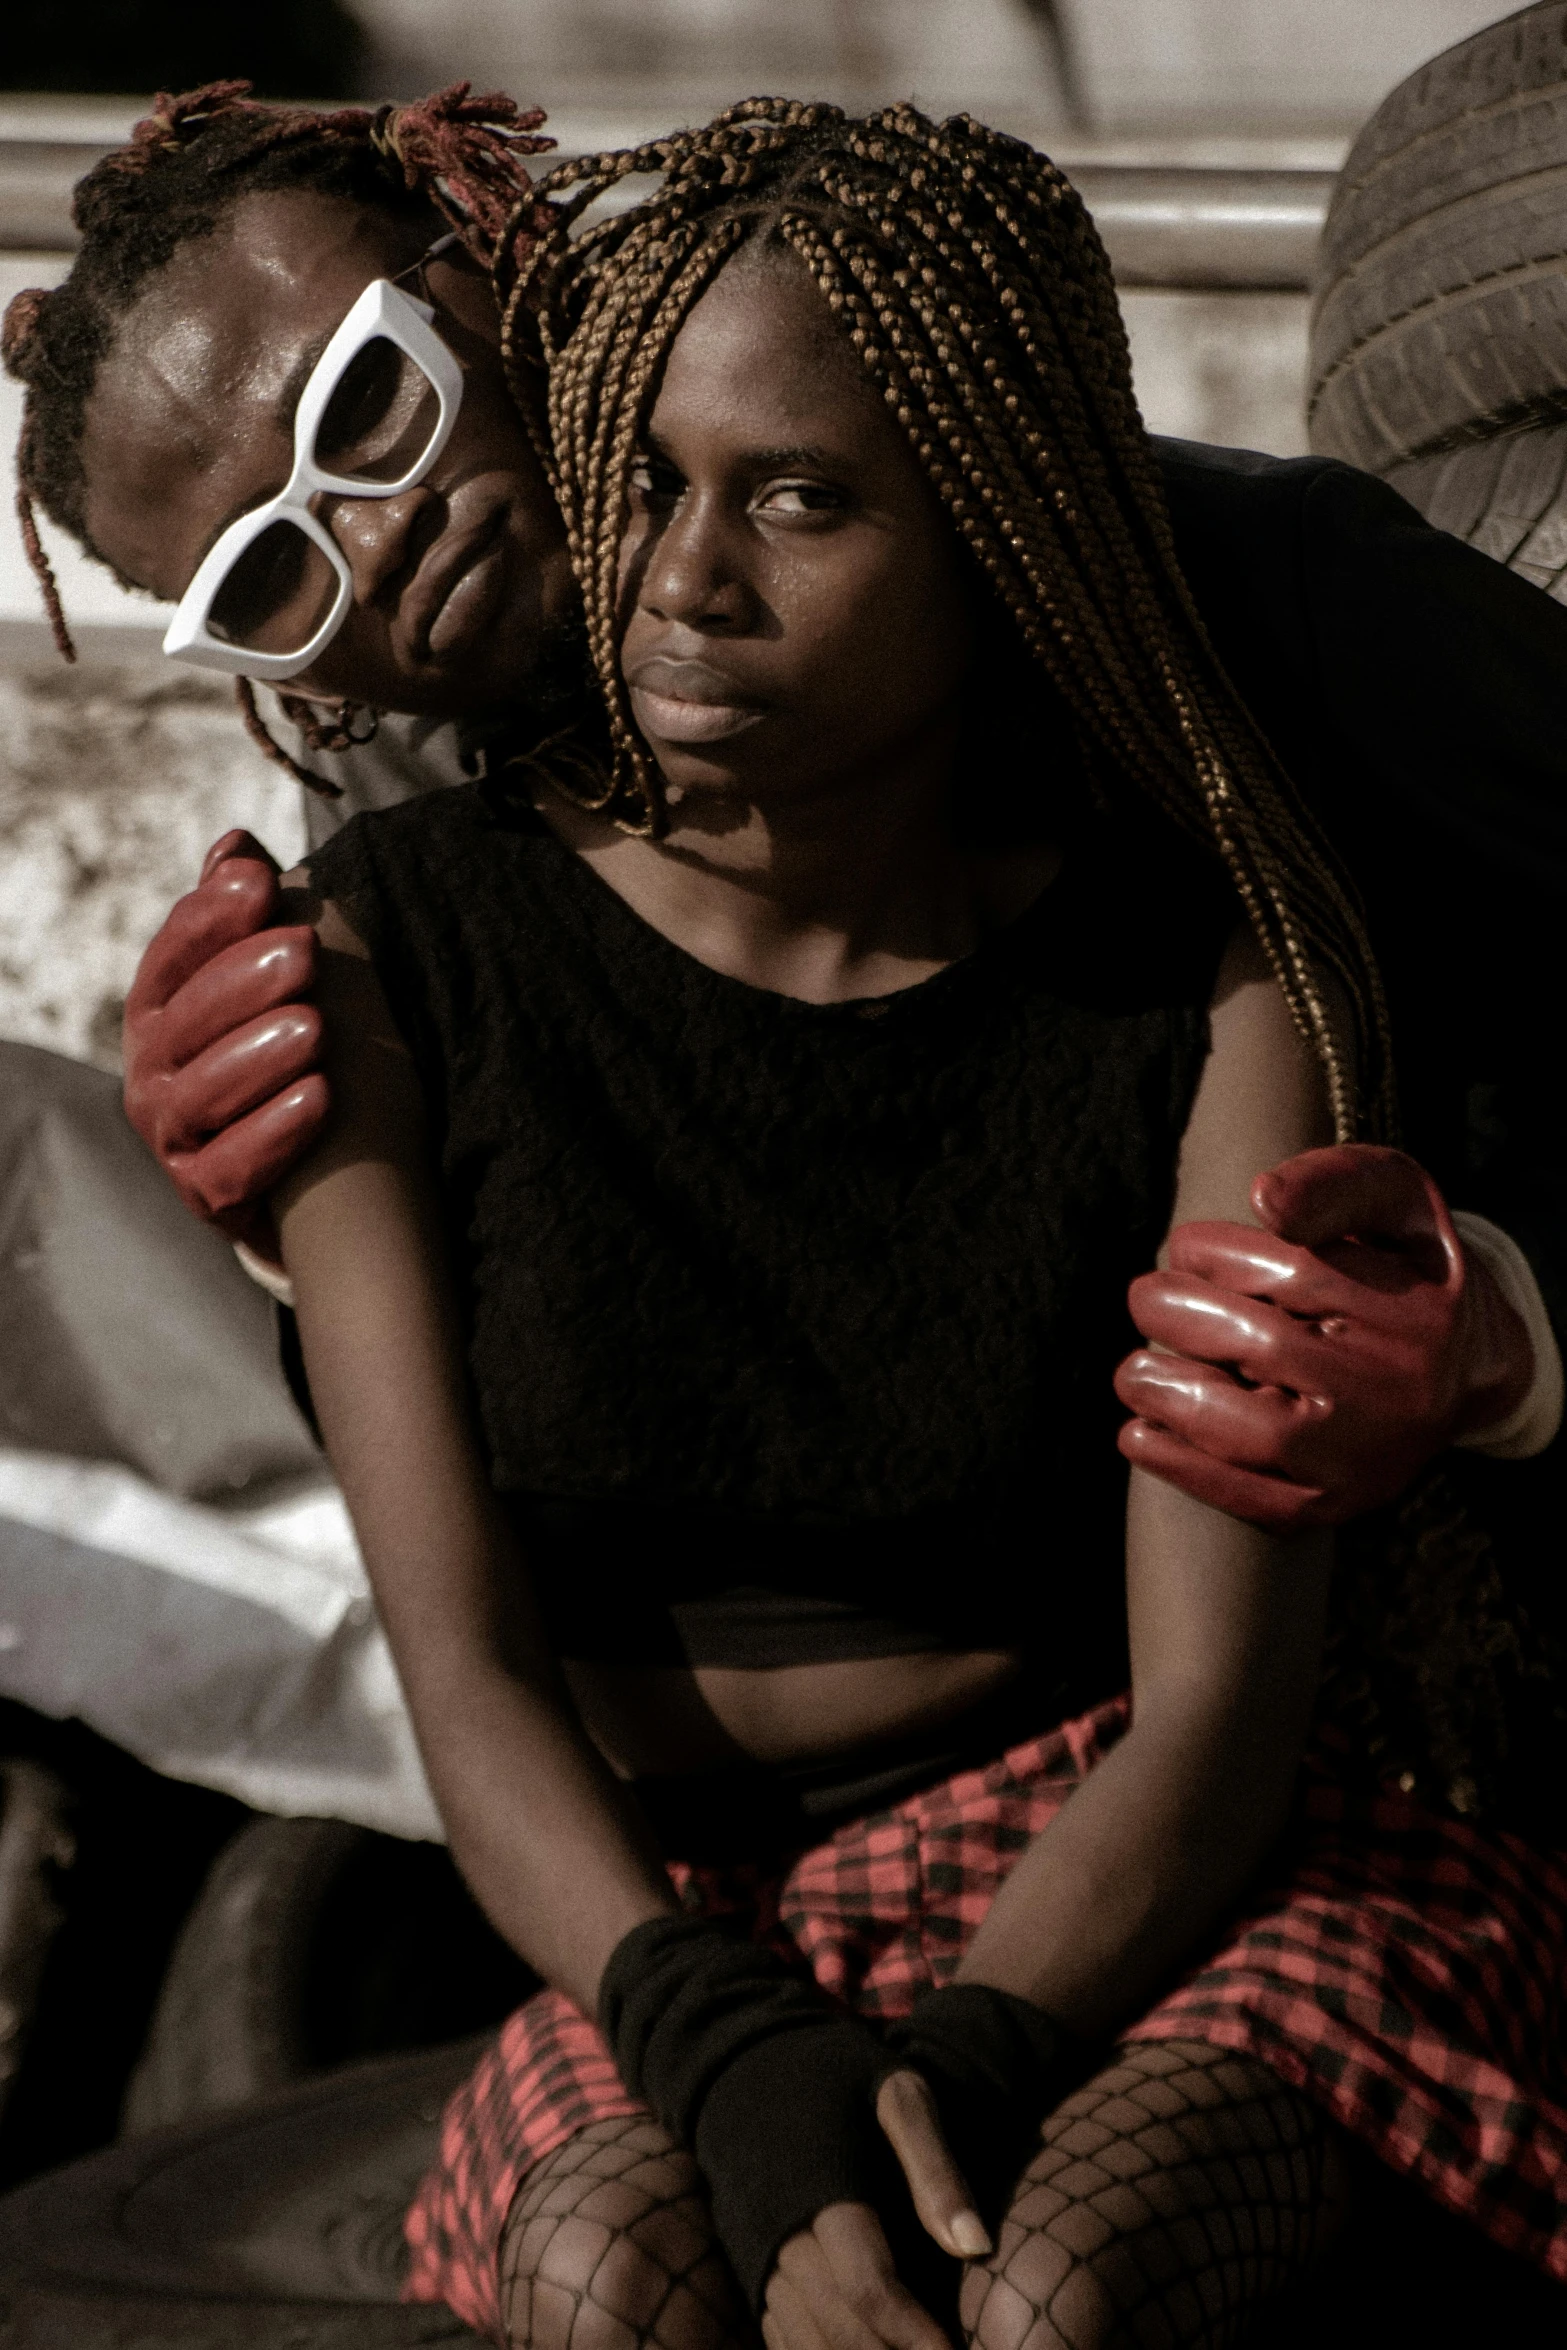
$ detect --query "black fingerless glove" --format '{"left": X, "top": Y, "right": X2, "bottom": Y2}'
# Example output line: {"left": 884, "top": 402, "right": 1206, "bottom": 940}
{"left": 599, "top": 1914, "right": 904, "bottom": 2312}
{"left": 883, "top": 1982, "right": 1098, "bottom": 2230}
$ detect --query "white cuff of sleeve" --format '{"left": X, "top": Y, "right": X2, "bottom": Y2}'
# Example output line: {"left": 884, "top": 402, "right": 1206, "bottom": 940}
{"left": 233, "top": 1239, "right": 297, "bottom": 1311}
{"left": 1450, "top": 1211, "right": 1564, "bottom": 1460}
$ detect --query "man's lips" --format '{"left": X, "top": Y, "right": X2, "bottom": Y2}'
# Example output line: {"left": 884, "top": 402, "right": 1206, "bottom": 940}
{"left": 625, "top": 655, "right": 768, "bottom": 745}
{"left": 403, "top": 508, "right": 508, "bottom": 663}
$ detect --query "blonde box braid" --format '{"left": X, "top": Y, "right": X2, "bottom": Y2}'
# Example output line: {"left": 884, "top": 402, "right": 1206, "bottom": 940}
{"left": 503, "top": 99, "right": 1393, "bottom": 1144}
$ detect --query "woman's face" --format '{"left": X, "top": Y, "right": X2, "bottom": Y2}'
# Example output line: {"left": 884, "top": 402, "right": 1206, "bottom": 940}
{"left": 618, "top": 244, "right": 978, "bottom": 812}
{"left": 79, "top": 189, "right": 578, "bottom": 719}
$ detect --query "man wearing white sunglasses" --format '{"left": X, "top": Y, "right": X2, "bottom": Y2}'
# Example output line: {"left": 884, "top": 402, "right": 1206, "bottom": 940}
{"left": 162, "top": 237, "right": 466, "bottom": 679}
{"left": 67, "top": 192, "right": 580, "bottom": 737}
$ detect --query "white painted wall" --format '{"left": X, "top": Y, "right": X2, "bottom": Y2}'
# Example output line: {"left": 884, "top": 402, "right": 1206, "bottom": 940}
{"left": 1069, "top": 0, "right": 1519, "bottom": 127}
{"left": 359, "top": 0, "right": 1061, "bottom": 117}
{"left": 352, "top": 0, "right": 1523, "bottom": 129}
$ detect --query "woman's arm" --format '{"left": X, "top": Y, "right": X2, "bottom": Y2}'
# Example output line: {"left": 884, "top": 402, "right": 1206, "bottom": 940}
{"left": 956, "top": 923, "right": 1336, "bottom": 2031}
{"left": 762, "top": 926, "right": 1343, "bottom": 2350}
{"left": 271, "top": 881, "right": 677, "bottom": 2010}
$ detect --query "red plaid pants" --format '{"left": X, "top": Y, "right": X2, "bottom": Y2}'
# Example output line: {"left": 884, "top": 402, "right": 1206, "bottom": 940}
{"left": 403, "top": 1696, "right": 1567, "bottom": 2338}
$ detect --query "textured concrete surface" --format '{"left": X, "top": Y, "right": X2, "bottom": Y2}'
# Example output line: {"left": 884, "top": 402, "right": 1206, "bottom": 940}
{"left": 0, "top": 663, "right": 305, "bottom": 1071}
{"left": 1123, "top": 288, "right": 1308, "bottom": 455}
{"left": 1068, "top": 0, "right": 1514, "bottom": 129}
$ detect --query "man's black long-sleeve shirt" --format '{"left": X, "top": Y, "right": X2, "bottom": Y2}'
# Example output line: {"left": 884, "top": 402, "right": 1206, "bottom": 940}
{"left": 1157, "top": 436, "right": 1567, "bottom": 1589}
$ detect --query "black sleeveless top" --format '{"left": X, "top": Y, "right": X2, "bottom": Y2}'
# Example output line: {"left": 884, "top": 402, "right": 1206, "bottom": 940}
{"left": 310, "top": 783, "right": 1231, "bottom": 1711}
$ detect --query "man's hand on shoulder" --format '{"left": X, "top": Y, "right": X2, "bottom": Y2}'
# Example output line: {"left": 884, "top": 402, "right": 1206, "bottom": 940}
{"left": 122, "top": 829, "right": 328, "bottom": 1259}
{"left": 1115, "top": 1144, "right": 1548, "bottom": 1528}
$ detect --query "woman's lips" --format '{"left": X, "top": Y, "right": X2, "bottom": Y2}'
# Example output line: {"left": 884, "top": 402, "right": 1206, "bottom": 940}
{"left": 626, "top": 657, "right": 768, "bottom": 745}
{"left": 629, "top": 684, "right": 767, "bottom": 744}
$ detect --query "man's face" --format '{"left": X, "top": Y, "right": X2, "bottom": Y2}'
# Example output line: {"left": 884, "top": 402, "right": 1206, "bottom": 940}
{"left": 79, "top": 188, "right": 580, "bottom": 720}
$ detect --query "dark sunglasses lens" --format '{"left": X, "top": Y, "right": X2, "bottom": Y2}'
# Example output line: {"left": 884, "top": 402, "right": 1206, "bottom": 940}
{"left": 313, "top": 337, "right": 442, "bottom": 484}
{"left": 207, "top": 521, "right": 338, "bottom": 656}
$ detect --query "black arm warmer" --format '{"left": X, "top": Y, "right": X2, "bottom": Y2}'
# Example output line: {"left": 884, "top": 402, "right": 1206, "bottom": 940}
{"left": 599, "top": 1914, "right": 903, "bottom": 2311}
{"left": 883, "top": 1982, "right": 1099, "bottom": 2228}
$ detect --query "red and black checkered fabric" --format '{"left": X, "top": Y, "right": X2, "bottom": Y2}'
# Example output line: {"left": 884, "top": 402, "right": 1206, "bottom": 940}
{"left": 403, "top": 1697, "right": 1567, "bottom": 2340}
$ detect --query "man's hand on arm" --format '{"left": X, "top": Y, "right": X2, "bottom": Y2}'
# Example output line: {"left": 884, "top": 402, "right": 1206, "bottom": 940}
{"left": 122, "top": 828, "right": 328, "bottom": 1258}
{"left": 1115, "top": 1143, "right": 1553, "bottom": 1529}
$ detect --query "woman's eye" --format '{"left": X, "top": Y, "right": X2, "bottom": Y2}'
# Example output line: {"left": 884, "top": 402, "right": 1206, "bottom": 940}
{"left": 756, "top": 480, "right": 845, "bottom": 517}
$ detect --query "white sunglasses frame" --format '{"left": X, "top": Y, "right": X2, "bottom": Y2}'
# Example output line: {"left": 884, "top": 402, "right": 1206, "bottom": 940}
{"left": 161, "top": 274, "right": 465, "bottom": 682}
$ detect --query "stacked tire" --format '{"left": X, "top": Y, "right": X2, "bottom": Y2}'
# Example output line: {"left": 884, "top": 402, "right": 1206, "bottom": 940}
{"left": 1309, "top": 1, "right": 1567, "bottom": 599}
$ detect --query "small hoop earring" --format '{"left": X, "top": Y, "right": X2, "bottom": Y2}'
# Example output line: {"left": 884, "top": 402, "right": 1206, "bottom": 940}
{"left": 281, "top": 696, "right": 379, "bottom": 756}
{"left": 234, "top": 679, "right": 347, "bottom": 800}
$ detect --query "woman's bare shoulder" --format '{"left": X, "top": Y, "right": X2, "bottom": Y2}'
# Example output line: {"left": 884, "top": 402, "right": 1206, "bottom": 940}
{"left": 1172, "top": 917, "right": 1336, "bottom": 1232}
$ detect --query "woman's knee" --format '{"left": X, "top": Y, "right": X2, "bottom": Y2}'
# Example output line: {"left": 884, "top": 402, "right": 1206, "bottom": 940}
{"left": 498, "top": 2115, "right": 752, "bottom": 2350}
{"left": 959, "top": 2040, "right": 1352, "bottom": 2350}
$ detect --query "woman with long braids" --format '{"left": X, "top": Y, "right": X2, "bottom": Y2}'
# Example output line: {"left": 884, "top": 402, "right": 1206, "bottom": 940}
{"left": 4, "top": 84, "right": 1567, "bottom": 2347}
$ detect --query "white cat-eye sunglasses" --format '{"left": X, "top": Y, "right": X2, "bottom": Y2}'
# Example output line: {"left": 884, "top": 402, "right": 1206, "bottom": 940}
{"left": 162, "top": 235, "right": 464, "bottom": 681}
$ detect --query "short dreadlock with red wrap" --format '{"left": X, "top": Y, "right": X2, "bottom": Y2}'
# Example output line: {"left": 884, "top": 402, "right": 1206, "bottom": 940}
{"left": 1, "top": 79, "right": 558, "bottom": 664}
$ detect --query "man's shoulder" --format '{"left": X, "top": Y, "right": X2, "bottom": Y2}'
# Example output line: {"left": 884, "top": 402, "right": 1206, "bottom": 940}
{"left": 306, "top": 772, "right": 523, "bottom": 910}
{"left": 1148, "top": 435, "right": 1476, "bottom": 689}
{"left": 318, "top": 768, "right": 539, "bottom": 870}
{"left": 1151, "top": 434, "right": 1382, "bottom": 549}
{"left": 261, "top": 704, "right": 500, "bottom": 848}
{"left": 1152, "top": 434, "right": 1326, "bottom": 487}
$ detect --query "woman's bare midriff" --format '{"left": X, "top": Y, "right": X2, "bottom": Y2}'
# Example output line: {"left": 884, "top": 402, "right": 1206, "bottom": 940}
{"left": 562, "top": 1647, "right": 1027, "bottom": 1778}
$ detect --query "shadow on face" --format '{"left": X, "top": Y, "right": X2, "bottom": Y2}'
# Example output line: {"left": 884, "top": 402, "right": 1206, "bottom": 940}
{"left": 616, "top": 241, "right": 984, "bottom": 819}
{"left": 78, "top": 188, "right": 579, "bottom": 721}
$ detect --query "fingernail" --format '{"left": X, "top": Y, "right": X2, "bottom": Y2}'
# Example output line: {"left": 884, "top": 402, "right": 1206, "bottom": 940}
{"left": 950, "top": 2211, "right": 990, "bottom": 2259}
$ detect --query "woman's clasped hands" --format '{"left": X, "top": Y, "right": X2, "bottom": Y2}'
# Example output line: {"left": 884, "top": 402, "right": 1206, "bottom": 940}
{"left": 600, "top": 1918, "right": 1087, "bottom": 2350}
{"left": 764, "top": 2070, "right": 987, "bottom": 2350}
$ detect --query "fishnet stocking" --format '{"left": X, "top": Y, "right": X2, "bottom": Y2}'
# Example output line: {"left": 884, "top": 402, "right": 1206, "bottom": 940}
{"left": 498, "top": 2114, "right": 756, "bottom": 2350}
{"left": 961, "top": 2041, "right": 1349, "bottom": 2350}
{"left": 497, "top": 2045, "right": 1345, "bottom": 2350}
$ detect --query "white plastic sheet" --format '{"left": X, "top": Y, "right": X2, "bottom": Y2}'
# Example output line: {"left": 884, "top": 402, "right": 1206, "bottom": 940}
{"left": 0, "top": 1447, "right": 441, "bottom": 1841}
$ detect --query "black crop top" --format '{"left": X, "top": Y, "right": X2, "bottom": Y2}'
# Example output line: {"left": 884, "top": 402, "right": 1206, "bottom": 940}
{"left": 310, "top": 783, "right": 1232, "bottom": 1706}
